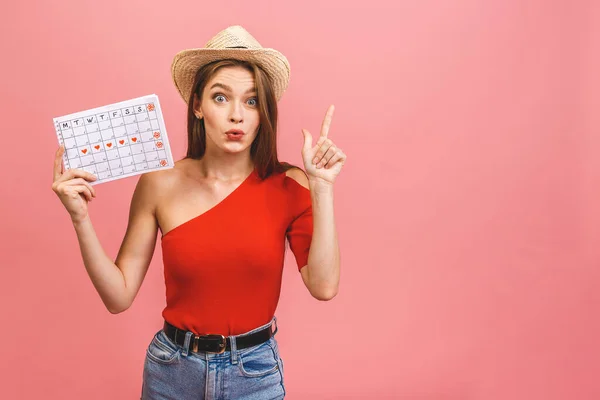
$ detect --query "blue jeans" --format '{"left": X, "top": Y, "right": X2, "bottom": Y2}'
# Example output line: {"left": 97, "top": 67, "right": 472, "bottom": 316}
{"left": 141, "top": 317, "right": 286, "bottom": 399}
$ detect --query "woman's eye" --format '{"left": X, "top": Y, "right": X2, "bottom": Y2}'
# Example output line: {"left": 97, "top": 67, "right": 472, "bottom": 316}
{"left": 247, "top": 98, "right": 258, "bottom": 106}
{"left": 214, "top": 94, "right": 226, "bottom": 103}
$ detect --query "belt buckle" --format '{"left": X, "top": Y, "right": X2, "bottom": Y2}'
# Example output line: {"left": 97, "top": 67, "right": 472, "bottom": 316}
{"left": 192, "top": 334, "right": 227, "bottom": 354}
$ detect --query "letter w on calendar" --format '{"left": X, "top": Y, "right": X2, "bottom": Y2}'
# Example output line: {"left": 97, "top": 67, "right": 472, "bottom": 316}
{"left": 53, "top": 94, "right": 175, "bottom": 185}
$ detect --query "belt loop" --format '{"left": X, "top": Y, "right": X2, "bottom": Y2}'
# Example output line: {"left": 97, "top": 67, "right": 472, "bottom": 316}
{"left": 272, "top": 316, "right": 278, "bottom": 336}
{"left": 230, "top": 335, "right": 238, "bottom": 364}
{"left": 182, "top": 331, "right": 193, "bottom": 358}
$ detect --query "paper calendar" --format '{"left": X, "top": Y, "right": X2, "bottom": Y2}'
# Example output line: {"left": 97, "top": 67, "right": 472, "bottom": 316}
{"left": 53, "top": 94, "right": 174, "bottom": 185}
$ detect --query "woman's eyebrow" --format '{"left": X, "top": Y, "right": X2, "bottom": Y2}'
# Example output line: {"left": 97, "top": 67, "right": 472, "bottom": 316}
{"left": 209, "top": 83, "right": 256, "bottom": 94}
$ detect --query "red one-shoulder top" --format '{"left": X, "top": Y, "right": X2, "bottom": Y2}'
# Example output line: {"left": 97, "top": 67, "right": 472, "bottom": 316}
{"left": 160, "top": 168, "right": 312, "bottom": 336}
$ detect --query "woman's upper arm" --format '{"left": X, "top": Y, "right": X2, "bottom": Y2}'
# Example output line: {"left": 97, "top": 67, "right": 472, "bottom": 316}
{"left": 114, "top": 172, "right": 160, "bottom": 310}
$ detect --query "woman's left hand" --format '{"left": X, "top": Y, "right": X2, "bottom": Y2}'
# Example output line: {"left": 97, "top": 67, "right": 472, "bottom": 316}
{"left": 301, "top": 105, "right": 347, "bottom": 186}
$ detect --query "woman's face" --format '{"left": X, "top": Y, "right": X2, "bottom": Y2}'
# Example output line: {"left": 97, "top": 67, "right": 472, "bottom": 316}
{"left": 193, "top": 66, "right": 260, "bottom": 155}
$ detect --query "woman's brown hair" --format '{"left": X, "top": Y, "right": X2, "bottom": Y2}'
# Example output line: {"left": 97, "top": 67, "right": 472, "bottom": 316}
{"left": 184, "top": 59, "right": 298, "bottom": 180}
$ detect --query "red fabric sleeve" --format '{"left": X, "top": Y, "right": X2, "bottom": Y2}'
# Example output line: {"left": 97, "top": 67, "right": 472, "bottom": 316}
{"left": 286, "top": 186, "right": 313, "bottom": 271}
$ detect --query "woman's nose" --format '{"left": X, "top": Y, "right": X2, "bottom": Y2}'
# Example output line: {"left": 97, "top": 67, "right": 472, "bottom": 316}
{"left": 229, "top": 102, "right": 244, "bottom": 123}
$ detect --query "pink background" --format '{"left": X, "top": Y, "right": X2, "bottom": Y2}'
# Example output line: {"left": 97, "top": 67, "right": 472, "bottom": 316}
{"left": 1, "top": 0, "right": 599, "bottom": 398}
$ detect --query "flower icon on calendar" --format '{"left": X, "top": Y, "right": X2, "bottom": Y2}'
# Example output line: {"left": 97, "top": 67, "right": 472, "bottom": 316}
{"left": 147, "top": 103, "right": 155, "bottom": 112}
{"left": 153, "top": 131, "right": 161, "bottom": 139}
{"left": 160, "top": 160, "right": 167, "bottom": 167}
{"left": 156, "top": 141, "right": 163, "bottom": 149}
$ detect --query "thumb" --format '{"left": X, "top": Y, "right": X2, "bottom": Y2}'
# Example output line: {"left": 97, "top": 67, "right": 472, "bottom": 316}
{"left": 302, "top": 129, "right": 312, "bottom": 152}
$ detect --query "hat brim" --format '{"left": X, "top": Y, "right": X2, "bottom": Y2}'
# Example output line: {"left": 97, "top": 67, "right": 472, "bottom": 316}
{"left": 171, "top": 48, "right": 290, "bottom": 104}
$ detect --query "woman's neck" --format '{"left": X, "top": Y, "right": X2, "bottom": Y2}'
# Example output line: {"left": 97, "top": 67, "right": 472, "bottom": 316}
{"left": 194, "top": 153, "right": 254, "bottom": 181}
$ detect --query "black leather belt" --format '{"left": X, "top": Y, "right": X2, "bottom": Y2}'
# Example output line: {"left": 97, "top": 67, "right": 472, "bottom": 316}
{"left": 163, "top": 320, "right": 275, "bottom": 354}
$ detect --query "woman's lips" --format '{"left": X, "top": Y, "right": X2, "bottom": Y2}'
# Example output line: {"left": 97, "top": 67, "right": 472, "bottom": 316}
{"left": 226, "top": 132, "right": 244, "bottom": 141}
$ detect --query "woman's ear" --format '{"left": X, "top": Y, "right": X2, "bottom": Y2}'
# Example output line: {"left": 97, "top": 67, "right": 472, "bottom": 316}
{"left": 193, "top": 93, "right": 203, "bottom": 119}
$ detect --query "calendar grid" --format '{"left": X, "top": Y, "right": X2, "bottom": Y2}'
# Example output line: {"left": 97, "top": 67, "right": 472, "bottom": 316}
{"left": 53, "top": 94, "right": 174, "bottom": 185}
{"left": 55, "top": 120, "right": 72, "bottom": 171}
{"left": 136, "top": 104, "right": 150, "bottom": 172}
{"left": 96, "top": 111, "right": 113, "bottom": 177}
{"left": 115, "top": 105, "right": 136, "bottom": 176}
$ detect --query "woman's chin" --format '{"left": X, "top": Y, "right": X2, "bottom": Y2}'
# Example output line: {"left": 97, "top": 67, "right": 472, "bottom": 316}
{"left": 220, "top": 143, "right": 248, "bottom": 154}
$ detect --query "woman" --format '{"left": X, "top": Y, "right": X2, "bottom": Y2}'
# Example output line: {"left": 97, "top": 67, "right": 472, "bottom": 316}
{"left": 51, "top": 25, "right": 346, "bottom": 399}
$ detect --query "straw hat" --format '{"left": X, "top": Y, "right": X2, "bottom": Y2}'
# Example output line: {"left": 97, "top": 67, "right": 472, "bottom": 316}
{"left": 171, "top": 25, "right": 291, "bottom": 104}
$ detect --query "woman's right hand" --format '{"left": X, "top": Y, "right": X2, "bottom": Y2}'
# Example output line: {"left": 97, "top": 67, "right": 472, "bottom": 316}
{"left": 52, "top": 145, "right": 98, "bottom": 223}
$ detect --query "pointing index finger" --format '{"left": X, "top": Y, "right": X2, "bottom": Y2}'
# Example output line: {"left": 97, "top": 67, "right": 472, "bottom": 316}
{"left": 320, "top": 104, "right": 335, "bottom": 138}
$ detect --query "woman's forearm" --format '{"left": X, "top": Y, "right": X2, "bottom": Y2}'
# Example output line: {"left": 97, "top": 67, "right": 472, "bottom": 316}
{"left": 72, "top": 215, "right": 128, "bottom": 313}
{"left": 305, "top": 182, "right": 340, "bottom": 299}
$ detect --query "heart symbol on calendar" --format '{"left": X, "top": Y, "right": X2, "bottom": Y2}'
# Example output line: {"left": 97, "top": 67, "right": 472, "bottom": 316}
{"left": 132, "top": 137, "right": 138, "bottom": 142}
{"left": 119, "top": 140, "right": 125, "bottom": 145}
{"left": 156, "top": 141, "right": 163, "bottom": 149}
{"left": 107, "top": 143, "right": 113, "bottom": 148}
{"left": 94, "top": 145, "right": 100, "bottom": 150}
{"left": 160, "top": 160, "right": 167, "bottom": 166}
{"left": 81, "top": 149, "right": 88, "bottom": 154}
{"left": 153, "top": 132, "right": 160, "bottom": 139}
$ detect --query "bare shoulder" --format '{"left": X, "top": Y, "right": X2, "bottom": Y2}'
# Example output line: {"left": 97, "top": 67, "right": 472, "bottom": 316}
{"left": 133, "top": 159, "right": 189, "bottom": 205}
{"left": 285, "top": 167, "right": 310, "bottom": 190}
